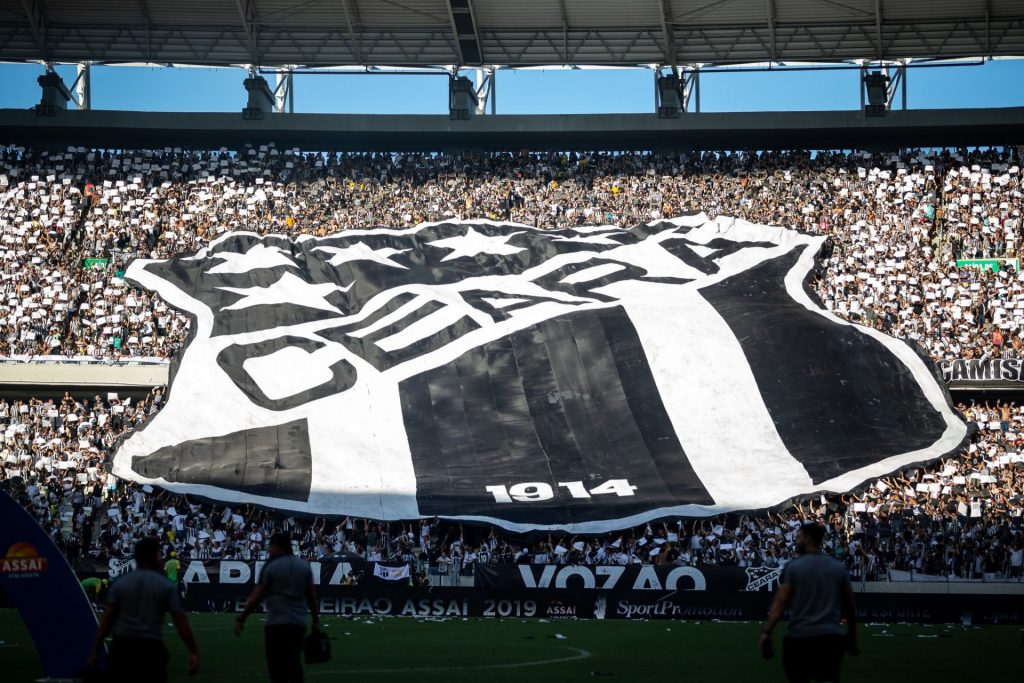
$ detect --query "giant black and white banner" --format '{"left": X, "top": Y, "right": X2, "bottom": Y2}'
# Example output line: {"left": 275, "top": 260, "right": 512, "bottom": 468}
{"left": 112, "top": 215, "right": 967, "bottom": 531}
{"left": 67, "top": 559, "right": 1023, "bottom": 624}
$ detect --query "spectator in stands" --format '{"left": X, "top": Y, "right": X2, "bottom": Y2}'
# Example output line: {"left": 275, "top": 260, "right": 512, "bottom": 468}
{"left": 1, "top": 144, "right": 1021, "bottom": 362}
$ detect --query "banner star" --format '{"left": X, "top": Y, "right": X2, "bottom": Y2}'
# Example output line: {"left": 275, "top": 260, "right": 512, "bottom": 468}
{"left": 427, "top": 227, "right": 526, "bottom": 262}
{"left": 313, "top": 243, "right": 410, "bottom": 269}
{"left": 206, "top": 244, "right": 298, "bottom": 274}
{"left": 217, "top": 272, "right": 351, "bottom": 313}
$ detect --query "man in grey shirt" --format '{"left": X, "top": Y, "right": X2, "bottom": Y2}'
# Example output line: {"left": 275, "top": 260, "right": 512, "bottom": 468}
{"left": 88, "top": 537, "right": 199, "bottom": 683}
{"left": 760, "top": 523, "right": 858, "bottom": 682}
{"left": 236, "top": 532, "right": 320, "bottom": 683}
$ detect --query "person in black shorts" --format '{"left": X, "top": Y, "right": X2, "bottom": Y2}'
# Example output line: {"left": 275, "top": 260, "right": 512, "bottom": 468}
{"left": 87, "top": 537, "right": 199, "bottom": 683}
{"left": 235, "top": 532, "right": 320, "bottom": 683}
{"left": 759, "top": 522, "right": 859, "bottom": 683}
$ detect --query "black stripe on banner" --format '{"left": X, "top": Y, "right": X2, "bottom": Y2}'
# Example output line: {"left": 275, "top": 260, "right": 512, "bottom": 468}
{"left": 699, "top": 246, "right": 948, "bottom": 484}
{"left": 595, "top": 310, "right": 715, "bottom": 505}
{"left": 131, "top": 419, "right": 312, "bottom": 502}
{"left": 402, "top": 306, "right": 712, "bottom": 525}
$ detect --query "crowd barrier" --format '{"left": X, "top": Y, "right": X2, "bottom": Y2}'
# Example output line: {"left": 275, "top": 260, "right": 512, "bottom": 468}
{"left": 0, "top": 356, "right": 169, "bottom": 365}
{"left": 66, "top": 559, "right": 1024, "bottom": 625}
{"left": 172, "top": 584, "right": 1023, "bottom": 624}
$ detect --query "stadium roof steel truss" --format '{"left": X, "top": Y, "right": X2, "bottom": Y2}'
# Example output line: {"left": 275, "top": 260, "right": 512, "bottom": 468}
{"left": 0, "top": 0, "right": 1022, "bottom": 69}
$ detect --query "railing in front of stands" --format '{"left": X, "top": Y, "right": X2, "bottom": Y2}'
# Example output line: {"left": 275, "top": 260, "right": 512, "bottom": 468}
{"left": 0, "top": 355, "right": 169, "bottom": 365}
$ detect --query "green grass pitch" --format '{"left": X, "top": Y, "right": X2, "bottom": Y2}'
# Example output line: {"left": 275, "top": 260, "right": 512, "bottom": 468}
{"left": 0, "top": 610, "right": 1021, "bottom": 682}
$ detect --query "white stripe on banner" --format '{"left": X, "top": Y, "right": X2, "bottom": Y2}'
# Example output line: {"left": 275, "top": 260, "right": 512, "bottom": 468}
{"left": 617, "top": 282, "right": 813, "bottom": 509}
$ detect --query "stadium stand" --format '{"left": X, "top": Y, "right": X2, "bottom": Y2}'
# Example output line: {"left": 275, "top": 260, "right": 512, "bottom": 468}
{"left": 1, "top": 145, "right": 1022, "bottom": 360}
{"left": 1, "top": 144, "right": 1022, "bottom": 581}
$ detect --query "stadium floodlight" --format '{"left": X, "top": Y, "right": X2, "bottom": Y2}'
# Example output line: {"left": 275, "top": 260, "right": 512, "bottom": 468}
{"left": 35, "top": 69, "right": 71, "bottom": 117}
{"left": 863, "top": 70, "right": 889, "bottom": 117}
{"left": 242, "top": 74, "right": 275, "bottom": 120}
{"left": 449, "top": 76, "right": 478, "bottom": 121}
{"left": 656, "top": 74, "right": 682, "bottom": 118}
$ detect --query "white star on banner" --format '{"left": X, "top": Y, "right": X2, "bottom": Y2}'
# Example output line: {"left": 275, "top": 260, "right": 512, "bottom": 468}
{"left": 427, "top": 227, "right": 526, "bottom": 262}
{"left": 217, "top": 272, "right": 351, "bottom": 313}
{"left": 206, "top": 244, "right": 298, "bottom": 275}
{"left": 313, "top": 243, "right": 410, "bottom": 269}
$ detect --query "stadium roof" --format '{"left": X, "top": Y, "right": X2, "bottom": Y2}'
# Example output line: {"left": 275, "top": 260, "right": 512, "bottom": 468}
{"left": 1, "top": 0, "right": 1022, "bottom": 69}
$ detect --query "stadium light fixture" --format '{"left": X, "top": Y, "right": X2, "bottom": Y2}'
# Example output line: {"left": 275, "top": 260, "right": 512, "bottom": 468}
{"left": 35, "top": 67, "right": 71, "bottom": 117}
{"left": 449, "top": 76, "right": 478, "bottom": 120}
{"left": 863, "top": 70, "right": 890, "bottom": 117}
{"left": 656, "top": 72, "right": 682, "bottom": 118}
{"left": 242, "top": 69, "right": 276, "bottom": 120}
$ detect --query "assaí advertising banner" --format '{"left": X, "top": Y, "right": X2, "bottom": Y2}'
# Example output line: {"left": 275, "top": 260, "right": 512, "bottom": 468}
{"left": 179, "top": 583, "right": 598, "bottom": 620}
{"left": 0, "top": 491, "right": 102, "bottom": 679}
{"left": 74, "top": 559, "right": 1024, "bottom": 625}
{"left": 76, "top": 559, "right": 784, "bottom": 594}
{"left": 474, "top": 563, "right": 784, "bottom": 593}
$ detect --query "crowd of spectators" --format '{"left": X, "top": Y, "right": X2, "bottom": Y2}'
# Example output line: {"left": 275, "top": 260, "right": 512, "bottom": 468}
{"left": 0, "top": 143, "right": 1022, "bottom": 582}
{"left": 2, "top": 392, "right": 1020, "bottom": 582}
{"left": 0, "top": 388, "right": 163, "bottom": 561}
{"left": 1, "top": 144, "right": 1022, "bottom": 361}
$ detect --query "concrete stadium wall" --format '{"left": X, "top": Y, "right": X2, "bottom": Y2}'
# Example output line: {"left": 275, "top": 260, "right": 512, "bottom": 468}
{"left": 2, "top": 107, "right": 1023, "bottom": 152}
{"left": 0, "top": 362, "right": 168, "bottom": 388}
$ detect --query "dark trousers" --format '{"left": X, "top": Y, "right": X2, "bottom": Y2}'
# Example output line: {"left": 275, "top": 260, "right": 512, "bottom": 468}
{"left": 106, "top": 637, "right": 169, "bottom": 683}
{"left": 782, "top": 634, "right": 845, "bottom": 683}
{"left": 265, "top": 624, "right": 306, "bottom": 683}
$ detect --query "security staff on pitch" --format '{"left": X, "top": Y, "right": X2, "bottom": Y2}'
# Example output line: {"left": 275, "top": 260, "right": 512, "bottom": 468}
{"left": 759, "top": 522, "right": 859, "bottom": 683}
{"left": 87, "top": 537, "right": 199, "bottom": 682}
{"left": 235, "top": 532, "right": 320, "bottom": 683}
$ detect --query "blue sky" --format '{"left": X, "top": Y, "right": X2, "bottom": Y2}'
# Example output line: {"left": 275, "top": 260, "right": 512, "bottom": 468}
{"left": 0, "top": 59, "right": 1021, "bottom": 114}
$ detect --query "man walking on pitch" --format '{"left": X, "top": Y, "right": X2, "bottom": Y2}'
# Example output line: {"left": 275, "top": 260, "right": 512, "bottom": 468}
{"left": 87, "top": 537, "right": 200, "bottom": 682}
{"left": 236, "top": 532, "right": 320, "bottom": 683}
{"left": 759, "top": 523, "right": 858, "bottom": 683}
